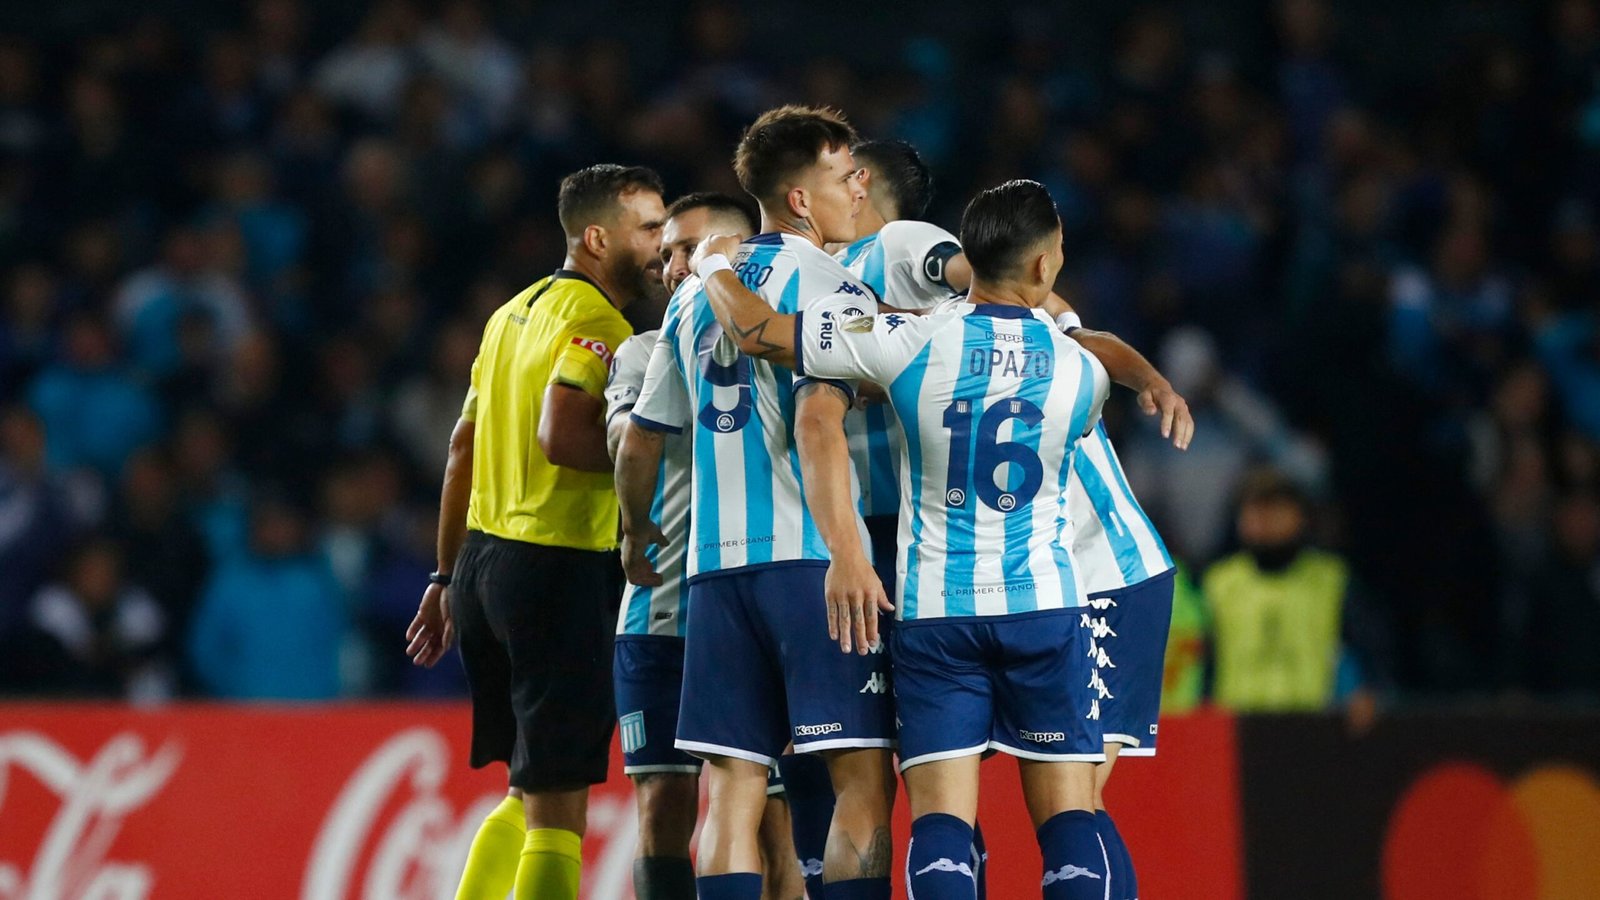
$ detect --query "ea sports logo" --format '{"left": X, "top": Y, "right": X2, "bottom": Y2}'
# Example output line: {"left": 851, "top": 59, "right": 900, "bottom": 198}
{"left": 997, "top": 493, "right": 1017, "bottom": 512}
{"left": 716, "top": 413, "right": 736, "bottom": 432}
{"left": 946, "top": 488, "right": 966, "bottom": 507}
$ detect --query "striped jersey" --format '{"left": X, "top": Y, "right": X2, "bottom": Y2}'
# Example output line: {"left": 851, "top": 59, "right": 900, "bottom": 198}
{"left": 1065, "top": 422, "right": 1175, "bottom": 593}
{"left": 835, "top": 220, "right": 964, "bottom": 518}
{"left": 606, "top": 332, "right": 691, "bottom": 636}
{"left": 631, "top": 233, "right": 872, "bottom": 580}
{"left": 797, "top": 298, "right": 1111, "bottom": 622}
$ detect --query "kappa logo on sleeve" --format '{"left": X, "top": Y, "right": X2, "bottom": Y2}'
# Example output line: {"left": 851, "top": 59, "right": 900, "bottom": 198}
{"left": 572, "top": 337, "right": 614, "bottom": 367}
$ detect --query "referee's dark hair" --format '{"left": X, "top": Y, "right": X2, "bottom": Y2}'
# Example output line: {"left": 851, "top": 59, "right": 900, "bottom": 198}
{"left": 960, "top": 179, "right": 1061, "bottom": 282}
{"left": 734, "top": 105, "right": 858, "bottom": 204}
{"left": 852, "top": 139, "right": 934, "bottom": 220}
{"left": 557, "top": 164, "right": 665, "bottom": 240}
{"left": 665, "top": 191, "right": 759, "bottom": 235}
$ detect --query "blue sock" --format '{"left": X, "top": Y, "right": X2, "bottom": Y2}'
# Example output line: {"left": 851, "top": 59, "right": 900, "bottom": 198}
{"left": 826, "top": 876, "right": 890, "bottom": 900}
{"left": 1096, "top": 810, "right": 1136, "bottom": 899}
{"left": 907, "top": 813, "right": 977, "bottom": 900}
{"left": 1037, "top": 810, "right": 1109, "bottom": 900}
{"left": 777, "top": 754, "right": 834, "bottom": 899}
{"left": 696, "top": 872, "right": 762, "bottom": 900}
{"left": 971, "top": 820, "right": 989, "bottom": 900}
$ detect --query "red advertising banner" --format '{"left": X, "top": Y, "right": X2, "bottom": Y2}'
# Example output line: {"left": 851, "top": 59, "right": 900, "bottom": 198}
{"left": 0, "top": 704, "right": 1241, "bottom": 899}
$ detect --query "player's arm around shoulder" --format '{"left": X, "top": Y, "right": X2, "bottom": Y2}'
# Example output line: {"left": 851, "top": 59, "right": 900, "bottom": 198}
{"left": 694, "top": 238, "right": 801, "bottom": 367}
{"left": 1051, "top": 309, "right": 1194, "bottom": 451}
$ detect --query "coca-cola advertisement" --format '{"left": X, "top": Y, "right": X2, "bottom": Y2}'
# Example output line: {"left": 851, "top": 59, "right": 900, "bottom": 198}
{"left": 0, "top": 705, "right": 1241, "bottom": 899}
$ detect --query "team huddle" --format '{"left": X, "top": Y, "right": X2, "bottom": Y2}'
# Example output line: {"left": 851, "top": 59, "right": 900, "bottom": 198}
{"left": 407, "top": 105, "right": 1193, "bottom": 900}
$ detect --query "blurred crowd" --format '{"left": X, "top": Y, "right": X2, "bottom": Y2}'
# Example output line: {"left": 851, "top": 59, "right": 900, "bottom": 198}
{"left": 2, "top": 0, "right": 1599, "bottom": 705}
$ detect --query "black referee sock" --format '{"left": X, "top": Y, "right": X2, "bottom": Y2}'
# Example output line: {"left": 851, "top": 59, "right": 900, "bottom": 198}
{"left": 633, "top": 856, "right": 695, "bottom": 900}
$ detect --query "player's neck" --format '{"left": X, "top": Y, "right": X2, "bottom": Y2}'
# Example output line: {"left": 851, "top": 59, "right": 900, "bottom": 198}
{"left": 561, "top": 253, "right": 624, "bottom": 308}
{"left": 853, "top": 205, "right": 889, "bottom": 240}
{"left": 967, "top": 280, "right": 1040, "bottom": 310}
{"left": 759, "top": 211, "right": 826, "bottom": 249}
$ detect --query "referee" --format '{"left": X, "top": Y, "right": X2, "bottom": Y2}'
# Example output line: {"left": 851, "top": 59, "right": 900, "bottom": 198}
{"left": 407, "top": 164, "right": 667, "bottom": 900}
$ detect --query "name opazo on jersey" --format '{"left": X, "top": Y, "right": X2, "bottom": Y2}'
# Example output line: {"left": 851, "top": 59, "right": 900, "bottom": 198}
{"left": 797, "top": 297, "right": 1111, "bottom": 622}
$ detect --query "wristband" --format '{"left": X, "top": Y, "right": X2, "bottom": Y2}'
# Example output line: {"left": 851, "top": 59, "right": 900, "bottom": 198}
{"left": 696, "top": 253, "right": 733, "bottom": 281}
{"left": 428, "top": 571, "right": 452, "bottom": 587}
{"left": 1054, "top": 311, "right": 1083, "bottom": 333}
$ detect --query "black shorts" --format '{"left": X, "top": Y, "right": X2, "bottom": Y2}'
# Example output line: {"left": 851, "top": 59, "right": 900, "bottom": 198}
{"left": 452, "top": 531, "right": 623, "bottom": 791}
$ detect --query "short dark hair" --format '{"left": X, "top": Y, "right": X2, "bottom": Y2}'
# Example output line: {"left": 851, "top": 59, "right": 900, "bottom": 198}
{"left": 1237, "top": 468, "right": 1309, "bottom": 511}
{"left": 733, "top": 106, "right": 858, "bottom": 203}
{"left": 852, "top": 139, "right": 934, "bottom": 220}
{"left": 665, "top": 191, "right": 759, "bottom": 235}
{"left": 556, "top": 164, "right": 665, "bottom": 239}
{"left": 959, "top": 179, "right": 1061, "bottom": 281}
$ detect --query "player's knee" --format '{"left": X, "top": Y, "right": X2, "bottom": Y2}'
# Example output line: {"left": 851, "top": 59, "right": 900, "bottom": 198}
{"left": 523, "top": 787, "right": 590, "bottom": 835}
{"left": 633, "top": 772, "right": 699, "bottom": 856}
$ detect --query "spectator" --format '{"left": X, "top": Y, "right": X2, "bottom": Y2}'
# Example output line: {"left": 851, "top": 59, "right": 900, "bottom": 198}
{"left": 1202, "top": 468, "right": 1391, "bottom": 713}
{"left": 111, "top": 226, "right": 253, "bottom": 379}
{"left": 1520, "top": 493, "right": 1600, "bottom": 695}
{"left": 110, "top": 449, "right": 209, "bottom": 660}
{"left": 17, "top": 536, "right": 174, "bottom": 703}
{"left": 187, "top": 495, "right": 344, "bottom": 700}
{"left": 27, "top": 314, "right": 162, "bottom": 478}
{"left": 0, "top": 405, "right": 81, "bottom": 637}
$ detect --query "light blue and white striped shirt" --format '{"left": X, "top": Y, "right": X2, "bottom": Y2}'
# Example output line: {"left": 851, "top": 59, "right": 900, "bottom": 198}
{"left": 798, "top": 298, "right": 1110, "bottom": 621}
{"left": 835, "top": 220, "right": 964, "bottom": 518}
{"left": 606, "top": 332, "right": 691, "bottom": 636}
{"left": 632, "top": 233, "right": 872, "bottom": 581}
{"left": 1065, "top": 423, "right": 1175, "bottom": 593}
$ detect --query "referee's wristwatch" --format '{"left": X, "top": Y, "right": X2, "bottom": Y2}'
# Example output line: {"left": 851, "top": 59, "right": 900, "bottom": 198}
{"left": 428, "top": 571, "right": 452, "bottom": 587}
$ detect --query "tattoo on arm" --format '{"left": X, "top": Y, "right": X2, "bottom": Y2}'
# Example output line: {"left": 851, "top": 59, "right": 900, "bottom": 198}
{"left": 727, "top": 312, "right": 788, "bottom": 359}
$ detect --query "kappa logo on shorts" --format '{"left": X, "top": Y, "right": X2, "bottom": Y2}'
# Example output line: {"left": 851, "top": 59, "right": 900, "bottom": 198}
{"left": 859, "top": 672, "right": 888, "bottom": 694}
{"left": 619, "top": 711, "right": 646, "bottom": 754}
{"left": 795, "top": 722, "right": 843, "bottom": 737}
{"left": 1149, "top": 724, "right": 1159, "bottom": 735}
{"left": 1018, "top": 729, "right": 1067, "bottom": 743}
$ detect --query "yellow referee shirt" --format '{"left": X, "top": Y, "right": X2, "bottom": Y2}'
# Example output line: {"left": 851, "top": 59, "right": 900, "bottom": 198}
{"left": 462, "top": 270, "right": 633, "bottom": 550}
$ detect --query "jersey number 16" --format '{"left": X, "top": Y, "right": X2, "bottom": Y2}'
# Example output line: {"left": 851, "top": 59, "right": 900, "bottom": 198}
{"left": 942, "top": 395, "right": 1044, "bottom": 513}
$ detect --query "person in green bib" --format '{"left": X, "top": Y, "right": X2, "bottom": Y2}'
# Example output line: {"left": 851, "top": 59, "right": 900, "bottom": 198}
{"left": 1202, "top": 468, "right": 1391, "bottom": 714}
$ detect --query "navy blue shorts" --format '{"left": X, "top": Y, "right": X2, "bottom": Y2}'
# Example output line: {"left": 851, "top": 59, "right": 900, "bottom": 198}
{"left": 864, "top": 515, "right": 898, "bottom": 597}
{"left": 1088, "top": 567, "right": 1176, "bottom": 755}
{"left": 676, "top": 564, "right": 896, "bottom": 766}
{"left": 614, "top": 636, "right": 702, "bottom": 776}
{"left": 891, "top": 610, "right": 1104, "bottom": 770}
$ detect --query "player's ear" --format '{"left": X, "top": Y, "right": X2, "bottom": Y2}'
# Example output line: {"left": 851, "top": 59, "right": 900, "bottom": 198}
{"left": 582, "top": 223, "right": 607, "bottom": 257}
{"left": 786, "top": 186, "right": 810, "bottom": 222}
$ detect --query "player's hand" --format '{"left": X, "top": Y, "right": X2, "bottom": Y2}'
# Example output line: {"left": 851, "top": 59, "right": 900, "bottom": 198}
{"left": 691, "top": 233, "right": 743, "bottom": 271}
{"left": 825, "top": 553, "right": 895, "bottom": 655}
{"left": 1137, "top": 380, "right": 1194, "bottom": 450}
{"left": 405, "top": 582, "right": 454, "bottom": 668}
{"left": 621, "top": 521, "right": 667, "bottom": 587}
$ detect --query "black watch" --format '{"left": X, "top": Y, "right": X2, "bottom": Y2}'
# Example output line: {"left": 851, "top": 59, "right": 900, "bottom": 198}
{"left": 428, "top": 571, "right": 452, "bottom": 587}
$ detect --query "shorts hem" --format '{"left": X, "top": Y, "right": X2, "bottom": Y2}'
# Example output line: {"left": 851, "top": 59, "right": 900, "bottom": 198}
{"left": 988, "top": 740, "right": 1105, "bottom": 763}
{"left": 1116, "top": 747, "right": 1157, "bottom": 757}
{"left": 792, "top": 737, "right": 896, "bottom": 754}
{"left": 675, "top": 739, "right": 779, "bottom": 767}
{"left": 1102, "top": 732, "right": 1143, "bottom": 748}
{"left": 766, "top": 782, "right": 787, "bottom": 797}
{"left": 623, "top": 764, "right": 701, "bottom": 776}
{"left": 898, "top": 743, "right": 991, "bottom": 772}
